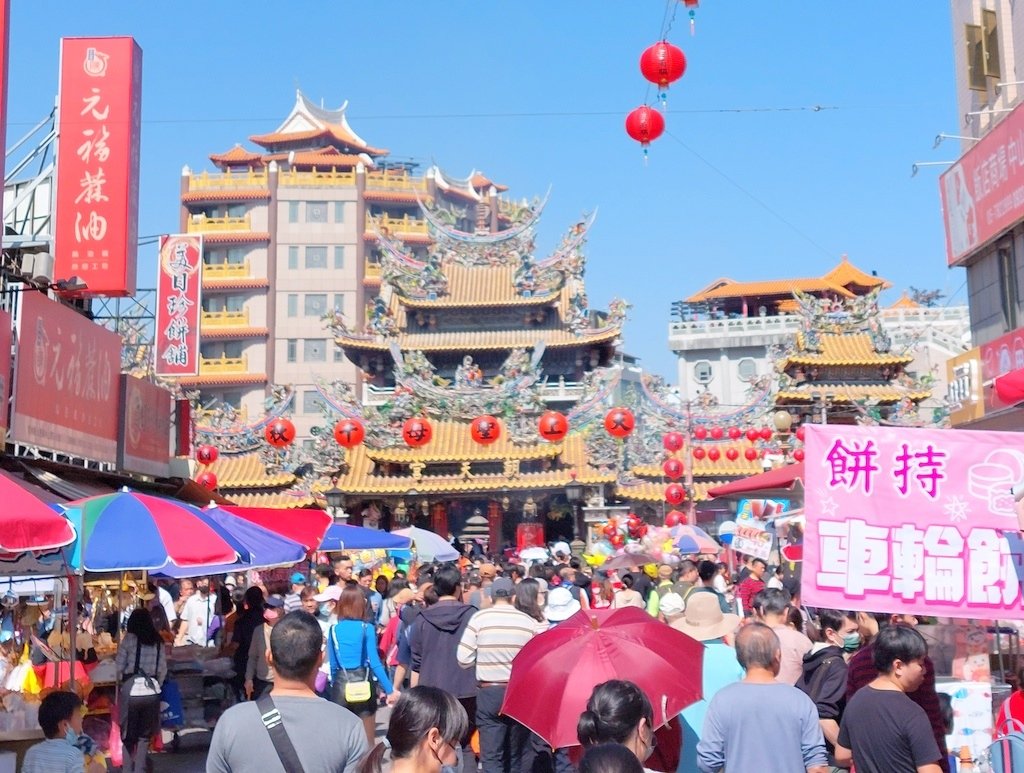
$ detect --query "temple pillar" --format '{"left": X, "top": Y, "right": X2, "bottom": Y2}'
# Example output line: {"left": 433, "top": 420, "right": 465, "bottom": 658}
{"left": 431, "top": 501, "right": 448, "bottom": 537}
{"left": 487, "top": 500, "right": 501, "bottom": 554}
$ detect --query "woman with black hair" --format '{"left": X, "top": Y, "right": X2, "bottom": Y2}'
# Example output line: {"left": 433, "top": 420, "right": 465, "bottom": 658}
{"left": 577, "top": 680, "right": 658, "bottom": 772}
{"left": 579, "top": 743, "right": 645, "bottom": 773}
{"left": 513, "top": 578, "right": 547, "bottom": 623}
{"left": 227, "top": 586, "right": 264, "bottom": 702}
{"left": 359, "top": 685, "right": 469, "bottom": 773}
{"left": 115, "top": 608, "right": 167, "bottom": 773}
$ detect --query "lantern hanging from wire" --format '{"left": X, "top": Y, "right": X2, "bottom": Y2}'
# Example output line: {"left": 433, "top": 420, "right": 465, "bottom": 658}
{"left": 663, "top": 432, "right": 684, "bottom": 452}
{"left": 196, "top": 471, "right": 218, "bottom": 490}
{"left": 625, "top": 105, "right": 665, "bottom": 161}
{"left": 470, "top": 415, "right": 501, "bottom": 445}
{"left": 664, "top": 483, "right": 686, "bottom": 505}
{"left": 681, "top": 0, "right": 700, "bottom": 35}
{"left": 663, "top": 458, "right": 684, "bottom": 480}
{"left": 402, "top": 417, "right": 433, "bottom": 448}
{"left": 196, "top": 445, "right": 219, "bottom": 465}
{"left": 265, "top": 418, "right": 296, "bottom": 449}
{"left": 333, "top": 418, "right": 365, "bottom": 448}
{"left": 639, "top": 40, "right": 686, "bottom": 104}
{"left": 538, "top": 410, "right": 569, "bottom": 442}
{"left": 604, "top": 407, "right": 635, "bottom": 439}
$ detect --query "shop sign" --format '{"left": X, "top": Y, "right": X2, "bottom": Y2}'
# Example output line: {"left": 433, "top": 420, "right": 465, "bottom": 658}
{"left": 804, "top": 424, "right": 1024, "bottom": 620}
{"left": 731, "top": 522, "right": 773, "bottom": 561}
{"left": 940, "top": 100, "right": 1024, "bottom": 267}
{"left": 154, "top": 234, "right": 202, "bottom": 376}
{"left": 11, "top": 292, "right": 121, "bottom": 461}
{"left": 117, "top": 375, "right": 172, "bottom": 477}
{"left": 946, "top": 348, "right": 984, "bottom": 424}
{"left": 979, "top": 327, "right": 1024, "bottom": 411}
{"left": 53, "top": 36, "right": 142, "bottom": 296}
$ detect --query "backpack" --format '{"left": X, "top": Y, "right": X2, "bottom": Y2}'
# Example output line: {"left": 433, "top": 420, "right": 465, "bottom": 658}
{"left": 988, "top": 731, "right": 1024, "bottom": 773}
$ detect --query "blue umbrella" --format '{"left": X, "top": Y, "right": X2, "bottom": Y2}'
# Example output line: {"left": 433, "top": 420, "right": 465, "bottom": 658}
{"left": 320, "top": 523, "right": 412, "bottom": 552}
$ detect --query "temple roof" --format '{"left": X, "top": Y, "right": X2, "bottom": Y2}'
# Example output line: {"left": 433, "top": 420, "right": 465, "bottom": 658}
{"left": 687, "top": 256, "right": 889, "bottom": 303}
{"left": 338, "top": 325, "right": 619, "bottom": 353}
{"left": 776, "top": 384, "right": 931, "bottom": 403}
{"left": 198, "top": 452, "right": 295, "bottom": 489}
{"left": 469, "top": 171, "right": 508, "bottom": 192}
{"left": 784, "top": 333, "right": 912, "bottom": 367}
{"left": 395, "top": 265, "right": 560, "bottom": 310}
{"left": 364, "top": 421, "right": 561, "bottom": 463}
{"left": 889, "top": 290, "right": 920, "bottom": 309}
{"left": 249, "top": 91, "right": 388, "bottom": 156}
{"left": 209, "top": 144, "right": 264, "bottom": 166}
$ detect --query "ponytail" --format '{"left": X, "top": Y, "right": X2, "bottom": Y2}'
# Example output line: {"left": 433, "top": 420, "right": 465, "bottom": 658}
{"left": 577, "top": 709, "right": 601, "bottom": 747}
{"left": 358, "top": 741, "right": 387, "bottom": 773}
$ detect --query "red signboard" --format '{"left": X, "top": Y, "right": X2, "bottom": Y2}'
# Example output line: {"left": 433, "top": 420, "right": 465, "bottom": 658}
{"left": 980, "top": 326, "right": 1024, "bottom": 411}
{"left": 54, "top": 37, "right": 142, "bottom": 297}
{"left": 0, "top": 309, "right": 11, "bottom": 443}
{"left": 11, "top": 292, "right": 121, "bottom": 461}
{"left": 154, "top": 235, "right": 203, "bottom": 376}
{"left": 118, "top": 375, "right": 172, "bottom": 477}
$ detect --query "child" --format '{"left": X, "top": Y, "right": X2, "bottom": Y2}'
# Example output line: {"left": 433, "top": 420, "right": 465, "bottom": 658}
{"left": 21, "top": 690, "right": 105, "bottom": 773}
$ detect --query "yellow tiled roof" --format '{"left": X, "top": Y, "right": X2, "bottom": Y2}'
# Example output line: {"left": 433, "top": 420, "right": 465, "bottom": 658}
{"left": 198, "top": 452, "right": 294, "bottom": 489}
{"left": 823, "top": 256, "right": 891, "bottom": 290}
{"left": 397, "top": 265, "right": 560, "bottom": 309}
{"left": 776, "top": 384, "right": 931, "bottom": 403}
{"left": 338, "top": 325, "right": 618, "bottom": 353}
{"left": 223, "top": 490, "right": 318, "bottom": 508}
{"left": 889, "top": 290, "right": 920, "bottom": 309}
{"left": 365, "top": 421, "right": 563, "bottom": 463}
{"left": 785, "top": 334, "right": 912, "bottom": 366}
{"left": 687, "top": 257, "right": 888, "bottom": 303}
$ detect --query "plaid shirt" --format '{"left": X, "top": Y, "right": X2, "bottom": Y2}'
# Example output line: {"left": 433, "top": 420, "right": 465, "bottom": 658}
{"left": 115, "top": 633, "right": 167, "bottom": 685}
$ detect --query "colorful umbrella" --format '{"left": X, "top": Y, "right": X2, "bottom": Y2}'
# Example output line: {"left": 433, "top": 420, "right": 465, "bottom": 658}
{"left": 603, "top": 552, "right": 660, "bottom": 572}
{"left": 62, "top": 489, "right": 239, "bottom": 572}
{"left": 502, "top": 606, "right": 704, "bottom": 749}
{"left": 391, "top": 527, "right": 460, "bottom": 562}
{"left": 0, "top": 470, "right": 76, "bottom": 553}
{"left": 670, "top": 525, "right": 721, "bottom": 555}
{"left": 320, "top": 524, "right": 411, "bottom": 552}
{"left": 219, "top": 506, "right": 332, "bottom": 551}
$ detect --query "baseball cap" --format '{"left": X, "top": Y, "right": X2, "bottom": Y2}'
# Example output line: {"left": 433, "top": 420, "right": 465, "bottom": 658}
{"left": 265, "top": 595, "right": 285, "bottom": 609}
{"left": 313, "top": 586, "right": 343, "bottom": 602}
{"left": 479, "top": 563, "right": 497, "bottom": 579}
{"left": 290, "top": 572, "right": 307, "bottom": 585}
{"left": 491, "top": 577, "right": 514, "bottom": 597}
{"left": 552, "top": 541, "right": 571, "bottom": 558}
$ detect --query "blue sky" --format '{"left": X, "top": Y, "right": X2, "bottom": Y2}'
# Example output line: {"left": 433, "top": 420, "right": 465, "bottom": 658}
{"left": 7, "top": 2, "right": 960, "bottom": 380}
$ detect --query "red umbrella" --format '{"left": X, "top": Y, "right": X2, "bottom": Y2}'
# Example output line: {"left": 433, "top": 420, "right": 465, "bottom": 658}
{"left": 502, "top": 607, "right": 704, "bottom": 749}
{"left": 218, "top": 506, "right": 332, "bottom": 551}
{"left": 0, "top": 469, "right": 76, "bottom": 553}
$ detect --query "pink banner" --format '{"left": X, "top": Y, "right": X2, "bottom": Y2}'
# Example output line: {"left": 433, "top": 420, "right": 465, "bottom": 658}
{"left": 154, "top": 234, "right": 202, "bottom": 376}
{"left": 804, "top": 424, "right": 1024, "bottom": 619}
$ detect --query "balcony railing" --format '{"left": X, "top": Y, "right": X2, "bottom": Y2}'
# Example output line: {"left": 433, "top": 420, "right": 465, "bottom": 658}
{"left": 361, "top": 378, "right": 585, "bottom": 407}
{"left": 669, "top": 314, "right": 802, "bottom": 337}
{"left": 364, "top": 171, "right": 429, "bottom": 193}
{"left": 201, "top": 309, "right": 250, "bottom": 327}
{"left": 365, "top": 213, "right": 428, "bottom": 234}
{"left": 202, "top": 260, "right": 250, "bottom": 279}
{"left": 278, "top": 168, "right": 357, "bottom": 188}
{"left": 199, "top": 355, "right": 248, "bottom": 374}
{"left": 364, "top": 260, "right": 382, "bottom": 278}
{"left": 189, "top": 169, "right": 268, "bottom": 191}
{"left": 187, "top": 214, "right": 251, "bottom": 233}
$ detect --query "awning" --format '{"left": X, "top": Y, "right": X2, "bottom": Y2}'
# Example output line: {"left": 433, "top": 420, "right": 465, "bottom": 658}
{"left": 707, "top": 462, "right": 805, "bottom": 499}
{"left": 995, "top": 369, "right": 1024, "bottom": 406}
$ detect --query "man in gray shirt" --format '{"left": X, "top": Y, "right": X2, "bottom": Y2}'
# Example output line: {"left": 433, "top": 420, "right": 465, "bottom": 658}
{"left": 697, "top": 622, "right": 828, "bottom": 773}
{"left": 207, "top": 611, "right": 368, "bottom": 773}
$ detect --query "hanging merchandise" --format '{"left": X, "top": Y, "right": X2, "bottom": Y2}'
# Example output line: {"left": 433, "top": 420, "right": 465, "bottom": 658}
{"left": 604, "top": 407, "right": 636, "bottom": 438}
{"left": 639, "top": 40, "right": 686, "bottom": 103}
{"left": 538, "top": 410, "right": 569, "bottom": 442}
{"left": 402, "top": 417, "right": 433, "bottom": 448}
{"left": 470, "top": 415, "right": 501, "bottom": 445}
{"left": 264, "top": 418, "right": 296, "bottom": 448}
{"left": 333, "top": 418, "right": 365, "bottom": 448}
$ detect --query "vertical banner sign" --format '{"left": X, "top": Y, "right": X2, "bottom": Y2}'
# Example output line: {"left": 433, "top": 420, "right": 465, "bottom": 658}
{"left": 10, "top": 292, "right": 121, "bottom": 461}
{"left": 54, "top": 37, "right": 142, "bottom": 297}
{"left": 0, "top": 309, "right": 11, "bottom": 443}
{"left": 804, "top": 424, "right": 1024, "bottom": 620}
{"left": 155, "top": 234, "right": 202, "bottom": 376}
{"left": 117, "top": 375, "right": 172, "bottom": 477}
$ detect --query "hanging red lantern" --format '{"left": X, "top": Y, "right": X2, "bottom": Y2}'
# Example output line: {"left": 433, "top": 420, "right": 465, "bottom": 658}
{"left": 793, "top": 448, "right": 806, "bottom": 462}
{"left": 663, "top": 458, "right": 684, "bottom": 480}
{"left": 333, "top": 418, "right": 365, "bottom": 448}
{"left": 693, "top": 426, "right": 707, "bottom": 441}
{"left": 726, "top": 448, "right": 739, "bottom": 461}
{"left": 639, "top": 40, "right": 687, "bottom": 93}
{"left": 470, "top": 415, "right": 501, "bottom": 445}
{"left": 795, "top": 426, "right": 806, "bottom": 442}
{"left": 538, "top": 410, "right": 569, "bottom": 442}
{"left": 665, "top": 510, "right": 684, "bottom": 528}
{"left": 196, "top": 445, "right": 219, "bottom": 465}
{"left": 264, "top": 418, "right": 296, "bottom": 448}
{"left": 402, "top": 417, "right": 433, "bottom": 447}
{"left": 692, "top": 447, "right": 706, "bottom": 460}
{"left": 709, "top": 426, "right": 724, "bottom": 440}
{"left": 625, "top": 105, "right": 665, "bottom": 153}
{"left": 664, "top": 483, "right": 686, "bottom": 505}
{"left": 663, "top": 432, "right": 684, "bottom": 452}
{"left": 759, "top": 427, "right": 773, "bottom": 441}
{"left": 604, "top": 407, "right": 635, "bottom": 438}
{"left": 745, "top": 428, "right": 759, "bottom": 443}
{"left": 196, "top": 471, "right": 218, "bottom": 490}
{"left": 727, "top": 426, "right": 741, "bottom": 440}
{"left": 707, "top": 447, "right": 721, "bottom": 462}
{"left": 744, "top": 447, "right": 758, "bottom": 461}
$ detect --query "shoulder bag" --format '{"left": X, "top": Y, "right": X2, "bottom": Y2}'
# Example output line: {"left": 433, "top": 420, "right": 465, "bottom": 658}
{"left": 256, "top": 693, "right": 306, "bottom": 773}
{"left": 330, "top": 622, "right": 372, "bottom": 705}
{"left": 124, "top": 639, "right": 161, "bottom": 697}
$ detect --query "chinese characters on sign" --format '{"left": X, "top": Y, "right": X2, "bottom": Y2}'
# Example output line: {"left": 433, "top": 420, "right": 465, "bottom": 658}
{"left": 54, "top": 37, "right": 142, "bottom": 296}
{"left": 804, "top": 425, "right": 1024, "bottom": 619}
{"left": 117, "top": 375, "right": 172, "bottom": 477}
{"left": 154, "top": 235, "right": 202, "bottom": 376}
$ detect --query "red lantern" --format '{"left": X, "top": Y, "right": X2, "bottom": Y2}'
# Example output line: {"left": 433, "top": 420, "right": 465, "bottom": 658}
{"left": 726, "top": 448, "right": 739, "bottom": 461}
{"left": 693, "top": 426, "right": 708, "bottom": 441}
{"left": 745, "top": 428, "right": 759, "bottom": 443}
{"left": 639, "top": 41, "right": 687, "bottom": 91}
{"left": 665, "top": 483, "right": 686, "bottom": 505}
{"left": 692, "top": 447, "right": 706, "bottom": 460}
{"left": 264, "top": 418, "right": 296, "bottom": 448}
{"left": 625, "top": 105, "right": 665, "bottom": 150}
{"left": 538, "top": 410, "right": 569, "bottom": 442}
{"left": 727, "top": 426, "right": 741, "bottom": 440}
{"left": 470, "top": 415, "right": 501, "bottom": 445}
{"left": 196, "top": 471, "right": 218, "bottom": 490}
{"left": 707, "top": 447, "right": 721, "bottom": 462}
{"left": 663, "top": 458, "right": 684, "bottom": 480}
{"left": 402, "top": 417, "right": 433, "bottom": 447}
{"left": 333, "top": 418, "right": 365, "bottom": 448}
{"left": 759, "top": 427, "right": 773, "bottom": 441}
{"left": 795, "top": 426, "right": 806, "bottom": 442}
{"left": 196, "top": 445, "right": 219, "bottom": 465}
{"left": 665, "top": 510, "right": 684, "bottom": 528}
{"left": 793, "top": 448, "right": 806, "bottom": 462}
{"left": 744, "top": 447, "right": 758, "bottom": 461}
{"left": 709, "top": 426, "right": 724, "bottom": 440}
{"left": 604, "top": 407, "right": 635, "bottom": 438}
{"left": 663, "top": 432, "right": 684, "bottom": 452}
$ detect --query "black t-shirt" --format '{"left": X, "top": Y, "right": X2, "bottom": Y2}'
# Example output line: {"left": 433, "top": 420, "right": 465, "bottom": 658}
{"left": 838, "top": 686, "right": 940, "bottom": 773}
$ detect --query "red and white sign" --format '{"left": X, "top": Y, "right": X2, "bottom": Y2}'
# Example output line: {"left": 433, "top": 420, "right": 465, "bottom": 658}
{"left": 154, "top": 235, "right": 202, "bottom": 376}
{"left": 54, "top": 37, "right": 142, "bottom": 297}
{"left": 117, "top": 375, "right": 172, "bottom": 477}
{"left": 979, "top": 326, "right": 1024, "bottom": 411}
{"left": 0, "top": 309, "right": 11, "bottom": 443}
{"left": 11, "top": 292, "right": 121, "bottom": 461}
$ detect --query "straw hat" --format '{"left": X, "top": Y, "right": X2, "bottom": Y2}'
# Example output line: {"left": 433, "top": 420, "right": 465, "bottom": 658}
{"left": 671, "top": 593, "right": 740, "bottom": 642}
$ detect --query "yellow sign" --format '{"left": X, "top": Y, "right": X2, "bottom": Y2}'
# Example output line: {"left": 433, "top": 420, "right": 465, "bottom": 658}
{"left": 947, "top": 348, "right": 984, "bottom": 426}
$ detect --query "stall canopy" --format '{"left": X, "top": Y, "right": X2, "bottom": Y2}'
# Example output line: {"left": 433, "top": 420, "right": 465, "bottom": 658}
{"left": 707, "top": 462, "right": 805, "bottom": 499}
{"left": 392, "top": 527, "right": 460, "bottom": 562}
{"left": 219, "top": 506, "right": 332, "bottom": 552}
{"left": 320, "top": 524, "right": 412, "bottom": 552}
{"left": 0, "top": 468, "right": 77, "bottom": 553}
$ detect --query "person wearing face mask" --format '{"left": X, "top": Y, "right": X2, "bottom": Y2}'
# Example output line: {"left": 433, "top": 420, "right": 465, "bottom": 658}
{"left": 795, "top": 609, "right": 860, "bottom": 773}
{"left": 359, "top": 686, "right": 468, "bottom": 773}
{"left": 834, "top": 625, "right": 942, "bottom": 773}
{"left": 228, "top": 586, "right": 264, "bottom": 703}
{"left": 22, "top": 690, "right": 106, "bottom": 773}
{"left": 245, "top": 595, "right": 285, "bottom": 700}
{"left": 577, "top": 680, "right": 659, "bottom": 773}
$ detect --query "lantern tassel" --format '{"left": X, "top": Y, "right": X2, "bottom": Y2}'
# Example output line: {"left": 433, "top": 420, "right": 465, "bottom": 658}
{"left": 689, "top": 9, "right": 696, "bottom": 35}
{"left": 643, "top": 146, "right": 649, "bottom": 167}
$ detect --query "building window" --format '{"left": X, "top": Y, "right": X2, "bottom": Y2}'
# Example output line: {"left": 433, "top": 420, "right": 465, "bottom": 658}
{"left": 737, "top": 358, "right": 757, "bottom": 381}
{"left": 220, "top": 390, "right": 243, "bottom": 410}
{"left": 287, "top": 294, "right": 298, "bottom": 317}
{"left": 286, "top": 339, "right": 297, "bottom": 363}
{"left": 694, "top": 360, "right": 713, "bottom": 385}
{"left": 998, "top": 240, "right": 1018, "bottom": 331}
{"left": 201, "top": 341, "right": 242, "bottom": 359}
{"left": 304, "top": 339, "right": 327, "bottom": 361}
{"left": 983, "top": 9, "right": 1001, "bottom": 79}
{"left": 334, "top": 245, "right": 345, "bottom": 270}
{"left": 226, "top": 247, "right": 246, "bottom": 264}
{"left": 334, "top": 202, "right": 345, "bottom": 222}
{"left": 333, "top": 294, "right": 345, "bottom": 315}
{"left": 302, "top": 389, "right": 323, "bottom": 414}
{"left": 304, "top": 294, "right": 328, "bottom": 317}
{"left": 306, "top": 201, "right": 328, "bottom": 223}
{"left": 288, "top": 246, "right": 298, "bottom": 269}
{"left": 224, "top": 296, "right": 244, "bottom": 312}
{"left": 288, "top": 201, "right": 299, "bottom": 223}
{"left": 226, "top": 203, "right": 246, "bottom": 218}
{"left": 302, "top": 439, "right": 316, "bottom": 452}
{"left": 305, "top": 246, "right": 327, "bottom": 269}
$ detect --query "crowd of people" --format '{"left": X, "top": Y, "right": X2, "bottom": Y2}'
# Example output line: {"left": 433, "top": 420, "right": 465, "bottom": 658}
{"left": 16, "top": 548, "right": 973, "bottom": 772}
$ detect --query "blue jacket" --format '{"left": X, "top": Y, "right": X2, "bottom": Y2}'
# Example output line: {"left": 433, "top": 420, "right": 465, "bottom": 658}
{"left": 327, "top": 619, "right": 394, "bottom": 693}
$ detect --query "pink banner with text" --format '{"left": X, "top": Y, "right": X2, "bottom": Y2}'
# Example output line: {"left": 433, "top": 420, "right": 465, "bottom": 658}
{"left": 804, "top": 424, "right": 1024, "bottom": 619}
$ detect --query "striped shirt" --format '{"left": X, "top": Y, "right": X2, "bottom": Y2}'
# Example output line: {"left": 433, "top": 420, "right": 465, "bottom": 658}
{"left": 22, "top": 738, "right": 85, "bottom": 773}
{"left": 457, "top": 602, "right": 548, "bottom": 683}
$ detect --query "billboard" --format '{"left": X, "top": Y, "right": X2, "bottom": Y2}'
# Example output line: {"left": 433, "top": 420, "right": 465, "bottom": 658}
{"left": 117, "top": 375, "right": 172, "bottom": 477}
{"left": 53, "top": 37, "right": 142, "bottom": 296}
{"left": 804, "top": 424, "right": 1024, "bottom": 620}
{"left": 11, "top": 292, "right": 121, "bottom": 461}
{"left": 154, "top": 235, "right": 202, "bottom": 376}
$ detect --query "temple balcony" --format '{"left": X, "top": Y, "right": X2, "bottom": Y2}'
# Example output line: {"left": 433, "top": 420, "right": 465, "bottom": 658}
{"left": 364, "top": 171, "right": 428, "bottom": 193}
{"left": 202, "top": 309, "right": 250, "bottom": 327}
{"left": 360, "top": 377, "right": 586, "bottom": 407}
{"left": 199, "top": 354, "right": 248, "bottom": 374}
{"left": 203, "top": 260, "right": 251, "bottom": 279}
{"left": 278, "top": 168, "right": 357, "bottom": 188}
{"left": 188, "top": 213, "right": 251, "bottom": 233}
{"left": 365, "top": 213, "right": 428, "bottom": 235}
{"left": 188, "top": 169, "right": 268, "bottom": 191}
{"left": 668, "top": 314, "right": 801, "bottom": 353}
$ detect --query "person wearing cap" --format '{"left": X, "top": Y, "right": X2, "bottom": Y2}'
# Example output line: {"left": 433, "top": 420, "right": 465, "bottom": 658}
{"left": 458, "top": 577, "right": 548, "bottom": 773}
{"left": 551, "top": 542, "right": 572, "bottom": 567}
{"left": 658, "top": 592, "right": 685, "bottom": 626}
{"left": 545, "top": 585, "right": 581, "bottom": 624}
{"left": 245, "top": 595, "right": 285, "bottom": 700}
{"left": 671, "top": 593, "right": 743, "bottom": 773}
{"left": 284, "top": 572, "right": 306, "bottom": 614}
{"left": 468, "top": 564, "right": 497, "bottom": 610}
